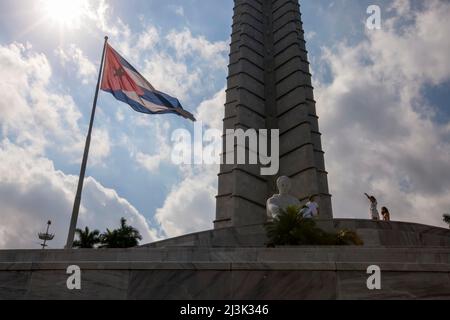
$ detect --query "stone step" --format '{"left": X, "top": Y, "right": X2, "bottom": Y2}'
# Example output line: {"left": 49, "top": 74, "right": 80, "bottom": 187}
{"left": 1, "top": 246, "right": 449, "bottom": 266}
{"left": 145, "top": 220, "right": 450, "bottom": 248}
{"left": 1, "top": 246, "right": 449, "bottom": 300}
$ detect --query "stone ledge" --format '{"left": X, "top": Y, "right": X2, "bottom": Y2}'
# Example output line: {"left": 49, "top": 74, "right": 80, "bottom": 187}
{"left": 143, "top": 219, "right": 450, "bottom": 248}
{"left": 1, "top": 245, "right": 449, "bottom": 300}
{"left": 1, "top": 261, "right": 449, "bottom": 272}
{"left": 1, "top": 245, "right": 449, "bottom": 269}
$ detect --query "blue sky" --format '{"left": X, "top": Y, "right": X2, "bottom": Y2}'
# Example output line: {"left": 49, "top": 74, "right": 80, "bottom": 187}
{"left": 0, "top": 0, "right": 449, "bottom": 249}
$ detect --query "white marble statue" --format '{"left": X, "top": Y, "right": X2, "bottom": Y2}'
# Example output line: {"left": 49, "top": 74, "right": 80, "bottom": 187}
{"left": 267, "top": 176, "right": 301, "bottom": 221}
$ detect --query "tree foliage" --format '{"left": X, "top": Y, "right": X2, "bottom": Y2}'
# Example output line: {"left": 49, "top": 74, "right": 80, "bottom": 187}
{"left": 74, "top": 218, "right": 143, "bottom": 249}
{"left": 444, "top": 214, "right": 450, "bottom": 228}
{"left": 99, "top": 217, "right": 143, "bottom": 248}
{"left": 73, "top": 227, "right": 101, "bottom": 249}
{"left": 266, "top": 206, "right": 364, "bottom": 246}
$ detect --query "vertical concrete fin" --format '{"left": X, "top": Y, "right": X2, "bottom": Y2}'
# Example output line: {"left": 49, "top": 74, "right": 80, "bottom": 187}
{"left": 216, "top": 0, "right": 332, "bottom": 229}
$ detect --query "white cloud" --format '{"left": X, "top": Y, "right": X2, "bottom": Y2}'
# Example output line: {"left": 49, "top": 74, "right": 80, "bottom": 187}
{"left": 153, "top": 88, "right": 226, "bottom": 237}
{"left": 388, "top": 0, "right": 411, "bottom": 16}
{"left": 143, "top": 52, "right": 201, "bottom": 99}
{"left": 316, "top": 0, "right": 450, "bottom": 228}
{"left": 136, "top": 152, "right": 164, "bottom": 173}
{"left": 371, "top": 1, "right": 450, "bottom": 86}
{"left": 155, "top": 165, "right": 217, "bottom": 237}
{"left": 305, "top": 31, "right": 317, "bottom": 41}
{"left": 138, "top": 28, "right": 228, "bottom": 100}
{"left": 90, "top": 127, "right": 112, "bottom": 166}
{"left": 136, "top": 26, "right": 160, "bottom": 51}
{"left": 112, "top": 25, "right": 160, "bottom": 63}
{"left": 196, "top": 88, "right": 225, "bottom": 130}
{"left": 115, "top": 109, "right": 125, "bottom": 122}
{"left": 64, "top": 1, "right": 227, "bottom": 103}
{"left": 0, "top": 2, "right": 233, "bottom": 248}
{"left": 0, "top": 42, "right": 83, "bottom": 155}
{"left": 144, "top": 88, "right": 228, "bottom": 237}
{"left": 0, "top": 42, "right": 144, "bottom": 249}
{"left": 77, "top": 18, "right": 227, "bottom": 100}
{"left": 0, "top": 42, "right": 112, "bottom": 165}
{"left": 55, "top": 44, "right": 97, "bottom": 84}
{"left": 84, "top": 0, "right": 129, "bottom": 40}
{"left": 0, "top": 140, "right": 157, "bottom": 249}
{"left": 134, "top": 120, "right": 171, "bottom": 174}
{"left": 166, "top": 28, "right": 228, "bottom": 69}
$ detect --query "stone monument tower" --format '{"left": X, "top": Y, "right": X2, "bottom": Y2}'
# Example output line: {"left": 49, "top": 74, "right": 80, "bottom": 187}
{"left": 215, "top": 0, "right": 332, "bottom": 229}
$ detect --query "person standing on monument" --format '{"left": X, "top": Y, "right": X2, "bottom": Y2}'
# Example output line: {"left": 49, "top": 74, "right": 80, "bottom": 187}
{"left": 302, "top": 196, "right": 320, "bottom": 219}
{"left": 365, "top": 193, "right": 380, "bottom": 221}
{"left": 381, "top": 207, "right": 391, "bottom": 221}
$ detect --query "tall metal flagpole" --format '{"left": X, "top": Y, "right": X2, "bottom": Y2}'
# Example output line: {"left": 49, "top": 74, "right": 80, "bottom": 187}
{"left": 66, "top": 36, "right": 109, "bottom": 249}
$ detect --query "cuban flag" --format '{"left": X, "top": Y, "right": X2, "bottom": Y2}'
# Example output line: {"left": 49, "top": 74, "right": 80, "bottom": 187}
{"left": 101, "top": 44, "right": 196, "bottom": 121}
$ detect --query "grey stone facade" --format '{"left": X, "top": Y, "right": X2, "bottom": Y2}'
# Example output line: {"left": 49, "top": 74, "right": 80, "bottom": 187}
{"left": 216, "top": 0, "right": 332, "bottom": 229}
{"left": 1, "top": 241, "right": 450, "bottom": 300}
{"left": 144, "top": 220, "right": 450, "bottom": 248}
{"left": 1, "top": 222, "right": 449, "bottom": 300}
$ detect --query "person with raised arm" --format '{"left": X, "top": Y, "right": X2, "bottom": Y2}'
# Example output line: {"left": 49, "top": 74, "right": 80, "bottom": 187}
{"left": 365, "top": 193, "right": 380, "bottom": 221}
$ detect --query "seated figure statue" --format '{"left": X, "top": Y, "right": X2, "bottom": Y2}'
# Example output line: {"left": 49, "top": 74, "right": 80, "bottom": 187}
{"left": 267, "top": 176, "right": 301, "bottom": 221}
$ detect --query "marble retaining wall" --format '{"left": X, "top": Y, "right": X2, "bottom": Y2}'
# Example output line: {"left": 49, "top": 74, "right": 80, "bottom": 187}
{"left": 144, "top": 220, "right": 450, "bottom": 248}
{"left": 0, "top": 246, "right": 449, "bottom": 300}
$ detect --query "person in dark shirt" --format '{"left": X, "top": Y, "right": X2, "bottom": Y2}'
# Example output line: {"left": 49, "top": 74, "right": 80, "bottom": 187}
{"left": 381, "top": 207, "right": 391, "bottom": 221}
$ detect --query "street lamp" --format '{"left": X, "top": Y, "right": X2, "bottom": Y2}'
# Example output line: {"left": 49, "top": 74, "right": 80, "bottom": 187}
{"left": 38, "top": 220, "right": 55, "bottom": 249}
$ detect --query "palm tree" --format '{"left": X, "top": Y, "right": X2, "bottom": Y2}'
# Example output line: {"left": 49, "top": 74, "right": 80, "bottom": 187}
{"left": 73, "top": 227, "right": 101, "bottom": 249}
{"left": 443, "top": 214, "right": 450, "bottom": 229}
{"left": 265, "top": 206, "right": 363, "bottom": 246}
{"left": 100, "top": 218, "right": 143, "bottom": 248}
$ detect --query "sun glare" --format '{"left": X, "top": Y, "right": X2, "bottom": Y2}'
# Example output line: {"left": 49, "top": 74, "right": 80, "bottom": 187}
{"left": 42, "top": 0, "right": 87, "bottom": 29}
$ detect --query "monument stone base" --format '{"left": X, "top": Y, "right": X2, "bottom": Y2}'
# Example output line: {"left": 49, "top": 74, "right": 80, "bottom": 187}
{"left": 0, "top": 220, "right": 449, "bottom": 300}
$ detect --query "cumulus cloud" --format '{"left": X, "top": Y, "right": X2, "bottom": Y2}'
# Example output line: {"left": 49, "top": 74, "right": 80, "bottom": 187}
{"left": 0, "top": 1, "right": 231, "bottom": 248}
{"left": 0, "top": 140, "right": 157, "bottom": 249}
{"left": 148, "top": 88, "right": 228, "bottom": 237}
{"left": 196, "top": 88, "right": 226, "bottom": 130}
{"left": 82, "top": 3, "right": 228, "bottom": 100}
{"left": 135, "top": 28, "right": 228, "bottom": 100}
{"left": 305, "top": 31, "right": 317, "bottom": 41}
{"left": 0, "top": 42, "right": 112, "bottom": 165}
{"left": 143, "top": 52, "right": 201, "bottom": 100}
{"left": 0, "top": 42, "right": 134, "bottom": 249}
{"left": 136, "top": 26, "right": 160, "bottom": 51}
{"left": 84, "top": 0, "right": 130, "bottom": 40}
{"left": 153, "top": 89, "right": 226, "bottom": 237}
{"left": 55, "top": 44, "right": 97, "bottom": 84}
{"left": 316, "top": 0, "right": 450, "bottom": 228}
{"left": 134, "top": 121, "right": 172, "bottom": 174}
{"left": 79, "top": 3, "right": 228, "bottom": 237}
{"left": 137, "top": 88, "right": 226, "bottom": 237}
{"left": 166, "top": 28, "right": 228, "bottom": 69}
{"left": 155, "top": 165, "right": 218, "bottom": 237}
{"left": 89, "top": 127, "right": 112, "bottom": 166}
{"left": 0, "top": 42, "right": 83, "bottom": 155}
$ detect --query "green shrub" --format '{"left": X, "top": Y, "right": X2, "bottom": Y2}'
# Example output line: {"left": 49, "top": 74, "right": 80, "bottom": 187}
{"left": 335, "top": 230, "right": 364, "bottom": 246}
{"left": 266, "top": 206, "right": 364, "bottom": 247}
{"left": 443, "top": 214, "right": 450, "bottom": 228}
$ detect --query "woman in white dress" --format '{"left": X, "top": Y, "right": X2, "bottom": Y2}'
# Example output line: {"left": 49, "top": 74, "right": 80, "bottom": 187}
{"left": 302, "top": 196, "right": 320, "bottom": 219}
{"left": 365, "top": 193, "right": 380, "bottom": 221}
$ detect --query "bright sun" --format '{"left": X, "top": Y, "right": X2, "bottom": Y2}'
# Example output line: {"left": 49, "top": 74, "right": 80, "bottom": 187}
{"left": 42, "top": 0, "right": 87, "bottom": 29}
